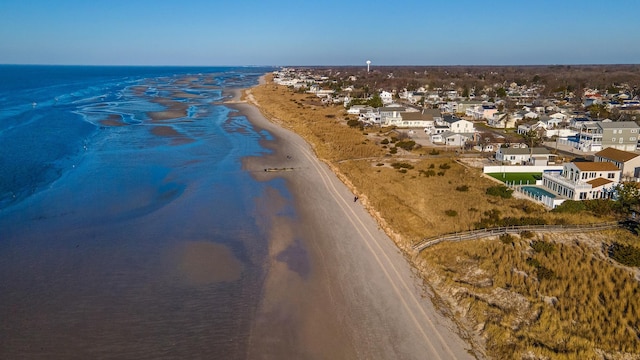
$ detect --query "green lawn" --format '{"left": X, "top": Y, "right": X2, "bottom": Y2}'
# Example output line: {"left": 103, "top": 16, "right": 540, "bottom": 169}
{"left": 487, "top": 172, "right": 541, "bottom": 184}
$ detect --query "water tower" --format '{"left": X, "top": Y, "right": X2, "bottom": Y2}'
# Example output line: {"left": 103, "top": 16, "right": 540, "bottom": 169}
{"left": 366, "top": 60, "right": 371, "bottom": 72}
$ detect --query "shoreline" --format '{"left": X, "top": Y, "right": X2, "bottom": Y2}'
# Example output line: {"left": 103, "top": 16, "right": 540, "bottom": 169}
{"left": 228, "top": 77, "right": 477, "bottom": 359}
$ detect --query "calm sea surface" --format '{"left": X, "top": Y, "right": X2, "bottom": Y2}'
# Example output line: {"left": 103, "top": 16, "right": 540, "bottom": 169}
{"left": 0, "top": 65, "right": 284, "bottom": 359}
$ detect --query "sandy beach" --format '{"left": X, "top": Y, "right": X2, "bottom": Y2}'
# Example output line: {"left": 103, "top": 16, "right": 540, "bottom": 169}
{"left": 227, "top": 84, "right": 477, "bottom": 359}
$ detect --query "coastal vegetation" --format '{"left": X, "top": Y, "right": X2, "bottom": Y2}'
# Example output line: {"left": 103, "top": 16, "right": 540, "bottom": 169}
{"left": 247, "top": 75, "right": 640, "bottom": 359}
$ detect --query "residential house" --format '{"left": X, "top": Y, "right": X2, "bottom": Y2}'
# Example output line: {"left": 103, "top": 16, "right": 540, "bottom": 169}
{"left": 395, "top": 109, "right": 442, "bottom": 131}
{"left": 577, "top": 121, "right": 640, "bottom": 152}
{"left": 347, "top": 105, "right": 374, "bottom": 115}
{"left": 496, "top": 147, "right": 557, "bottom": 165}
{"left": 593, "top": 147, "right": 640, "bottom": 179}
{"left": 431, "top": 131, "right": 473, "bottom": 147}
{"left": 466, "top": 104, "right": 497, "bottom": 120}
{"left": 542, "top": 161, "right": 620, "bottom": 200}
{"left": 378, "top": 106, "right": 406, "bottom": 126}
{"left": 380, "top": 91, "right": 394, "bottom": 105}
{"left": 456, "top": 100, "right": 483, "bottom": 115}
{"left": 488, "top": 112, "right": 518, "bottom": 129}
{"left": 517, "top": 120, "right": 547, "bottom": 135}
{"left": 441, "top": 115, "right": 474, "bottom": 133}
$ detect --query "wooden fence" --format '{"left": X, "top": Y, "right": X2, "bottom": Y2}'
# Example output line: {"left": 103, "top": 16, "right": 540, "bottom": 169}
{"left": 412, "top": 221, "right": 622, "bottom": 254}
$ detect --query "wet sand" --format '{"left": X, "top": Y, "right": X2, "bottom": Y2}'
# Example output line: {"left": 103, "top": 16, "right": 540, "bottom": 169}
{"left": 229, "top": 85, "right": 477, "bottom": 359}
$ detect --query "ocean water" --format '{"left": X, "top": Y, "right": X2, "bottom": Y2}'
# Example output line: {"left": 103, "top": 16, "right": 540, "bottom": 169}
{"left": 0, "top": 65, "right": 283, "bottom": 358}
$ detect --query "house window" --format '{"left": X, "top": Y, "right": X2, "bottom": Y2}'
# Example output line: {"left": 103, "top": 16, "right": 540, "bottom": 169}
{"left": 612, "top": 138, "right": 616, "bottom": 142}
{"left": 581, "top": 173, "right": 587, "bottom": 179}
{"left": 608, "top": 173, "right": 615, "bottom": 179}
{"left": 579, "top": 192, "right": 587, "bottom": 200}
{"left": 631, "top": 137, "right": 637, "bottom": 141}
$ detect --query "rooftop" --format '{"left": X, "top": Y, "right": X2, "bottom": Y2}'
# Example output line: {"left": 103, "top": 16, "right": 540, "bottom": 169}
{"left": 594, "top": 147, "right": 640, "bottom": 162}
{"left": 572, "top": 161, "right": 620, "bottom": 171}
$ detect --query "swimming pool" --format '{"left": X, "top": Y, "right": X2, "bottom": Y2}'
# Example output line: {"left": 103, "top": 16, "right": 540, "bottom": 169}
{"left": 521, "top": 186, "right": 556, "bottom": 198}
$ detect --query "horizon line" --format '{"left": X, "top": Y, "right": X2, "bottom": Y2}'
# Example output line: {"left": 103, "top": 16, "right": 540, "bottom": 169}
{"left": 1, "top": 63, "right": 639, "bottom": 68}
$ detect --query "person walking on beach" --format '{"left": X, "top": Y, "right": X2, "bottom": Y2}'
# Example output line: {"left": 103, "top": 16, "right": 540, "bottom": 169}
{"left": 354, "top": 196, "right": 358, "bottom": 203}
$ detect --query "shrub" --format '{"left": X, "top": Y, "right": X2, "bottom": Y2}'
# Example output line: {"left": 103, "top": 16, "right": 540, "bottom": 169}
{"left": 437, "top": 171, "right": 445, "bottom": 176}
{"left": 396, "top": 140, "right": 416, "bottom": 151}
{"left": 376, "top": 163, "right": 384, "bottom": 167}
{"left": 381, "top": 138, "right": 389, "bottom": 145}
{"left": 486, "top": 185, "right": 513, "bottom": 198}
{"left": 525, "top": 257, "right": 541, "bottom": 268}
{"left": 419, "top": 169, "right": 436, "bottom": 177}
{"left": 428, "top": 164, "right": 435, "bottom": 169}
{"left": 551, "top": 200, "right": 586, "bottom": 214}
{"left": 445, "top": 210, "right": 458, "bottom": 217}
{"left": 398, "top": 169, "right": 407, "bottom": 174}
{"left": 429, "top": 149, "right": 440, "bottom": 155}
{"left": 531, "top": 240, "right": 555, "bottom": 254}
{"left": 347, "top": 119, "right": 360, "bottom": 127}
{"left": 520, "top": 230, "right": 535, "bottom": 239}
{"left": 584, "top": 199, "right": 616, "bottom": 216}
{"left": 391, "top": 162, "right": 414, "bottom": 170}
{"left": 455, "top": 185, "right": 469, "bottom": 192}
{"left": 536, "top": 265, "right": 556, "bottom": 280}
{"left": 499, "top": 234, "right": 514, "bottom": 245}
{"left": 389, "top": 147, "right": 398, "bottom": 154}
{"left": 609, "top": 242, "right": 640, "bottom": 267}
{"left": 325, "top": 114, "right": 336, "bottom": 118}
{"left": 439, "top": 163, "right": 451, "bottom": 169}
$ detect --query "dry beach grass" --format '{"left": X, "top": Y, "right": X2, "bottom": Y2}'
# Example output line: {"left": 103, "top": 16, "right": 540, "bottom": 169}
{"left": 247, "top": 75, "right": 640, "bottom": 359}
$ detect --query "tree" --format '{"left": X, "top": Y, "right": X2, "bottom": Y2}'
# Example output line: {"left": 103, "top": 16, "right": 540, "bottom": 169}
{"left": 615, "top": 182, "right": 640, "bottom": 214}
{"left": 522, "top": 129, "right": 542, "bottom": 148}
{"left": 367, "top": 94, "right": 383, "bottom": 108}
{"left": 496, "top": 87, "right": 507, "bottom": 98}
{"left": 587, "top": 104, "right": 611, "bottom": 119}
{"left": 461, "top": 85, "right": 469, "bottom": 98}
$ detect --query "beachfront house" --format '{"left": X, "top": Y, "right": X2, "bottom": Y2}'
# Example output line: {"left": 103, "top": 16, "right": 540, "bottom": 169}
{"left": 378, "top": 106, "right": 406, "bottom": 126}
{"left": 393, "top": 109, "right": 442, "bottom": 131}
{"left": 593, "top": 147, "right": 640, "bottom": 180}
{"left": 496, "top": 147, "right": 557, "bottom": 165}
{"left": 541, "top": 161, "right": 621, "bottom": 200}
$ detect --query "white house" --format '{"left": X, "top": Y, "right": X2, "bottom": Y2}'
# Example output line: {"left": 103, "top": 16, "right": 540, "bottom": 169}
{"left": 496, "top": 147, "right": 557, "bottom": 165}
{"left": 378, "top": 106, "right": 406, "bottom": 126}
{"left": 394, "top": 109, "right": 442, "bottom": 130}
{"left": 380, "top": 91, "right": 394, "bottom": 105}
{"left": 440, "top": 115, "right": 474, "bottom": 133}
{"left": 431, "top": 131, "right": 473, "bottom": 147}
{"left": 542, "top": 161, "right": 620, "bottom": 200}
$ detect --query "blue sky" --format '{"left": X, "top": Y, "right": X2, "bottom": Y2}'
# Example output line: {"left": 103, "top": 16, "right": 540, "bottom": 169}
{"left": 1, "top": 0, "right": 638, "bottom": 66}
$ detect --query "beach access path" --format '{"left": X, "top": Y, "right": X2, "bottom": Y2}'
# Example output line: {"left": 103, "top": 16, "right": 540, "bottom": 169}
{"left": 229, "top": 88, "right": 478, "bottom": 359}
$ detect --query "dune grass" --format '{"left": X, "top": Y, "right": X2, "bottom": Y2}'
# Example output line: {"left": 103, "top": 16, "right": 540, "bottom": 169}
{"left": 419, "top": 230, "right": 640, "bottom": 359}
{"left": 248, "top": 78, "right": 636, "bottom": 358}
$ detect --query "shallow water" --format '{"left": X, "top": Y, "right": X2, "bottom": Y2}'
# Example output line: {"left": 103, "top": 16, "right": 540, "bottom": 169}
{"left": 0, "top": 66, "right": 290, "bottom": 359}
